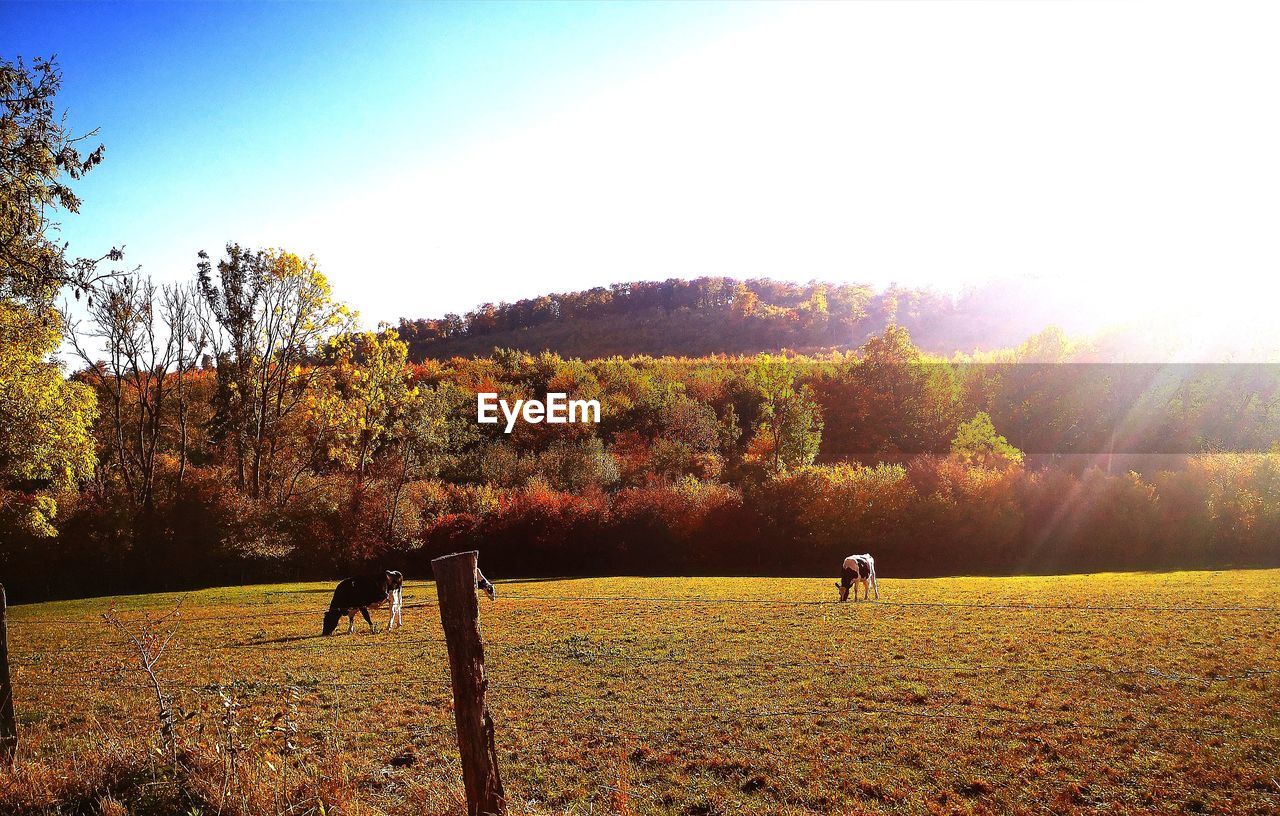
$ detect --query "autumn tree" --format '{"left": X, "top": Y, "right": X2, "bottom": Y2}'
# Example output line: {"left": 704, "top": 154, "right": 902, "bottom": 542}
{"left": 161, "top": 283, "right": 207, "bottom": 486}
{"left": 815, "top": 325, "right": 959, "bottom": 459}
{"left": 297, "top": 334, "right": 485, "bottom": 550}
{"left": 197, "top": 245, "right": 353, "bottom": 499}
{"left": 648, "top": 396, "right": 724, "bottom": 481}
{"left": 322, "top": 329, "right": 416, "bottom": 479}
{"left": 0, "top": 57, "right": 109, "bottom": 535}
{"left": 0, "top": 56, "right": 120, "bottom": 305}
{"left": 68, "top": 275, "right": 206, "bottom": 512}
{"left": 383, "top": 381, "right": 480, "bottom": 539}
{"left": 950, "top": 412, "right": 1024, "bottom": 470}
{"left": 0, "top": 301, "right": 96, "bottom": 535}
{"left": 744, "top": 355, "right": 823, "bottom": 475}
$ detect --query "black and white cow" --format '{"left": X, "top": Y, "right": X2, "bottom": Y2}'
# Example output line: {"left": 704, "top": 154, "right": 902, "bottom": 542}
{"left": 836, "top": 554, "right": 878, "bottom": 602}
{"left": 323, "top": 570, "right": 404, "bottom": 635}
{"left": 476, "top": 566, "right": 496, "bottom": 601}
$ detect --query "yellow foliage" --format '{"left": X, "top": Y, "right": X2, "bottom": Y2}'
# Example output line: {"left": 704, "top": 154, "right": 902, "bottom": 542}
{"left": 0, "top": 301, "right": 96, "bottom": 535}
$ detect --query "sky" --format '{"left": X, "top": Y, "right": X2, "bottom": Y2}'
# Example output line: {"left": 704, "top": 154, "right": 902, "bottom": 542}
{"left": 4, "top": 0, "right": 1280, "bottom": 353}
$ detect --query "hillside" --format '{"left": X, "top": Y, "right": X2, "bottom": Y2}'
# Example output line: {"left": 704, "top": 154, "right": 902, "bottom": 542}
{"left": 396, "top": 277, "right": 1086, "bottom": 360}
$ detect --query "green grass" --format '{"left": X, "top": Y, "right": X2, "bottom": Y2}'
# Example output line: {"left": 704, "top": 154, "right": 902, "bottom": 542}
{"left": 4, "top": 571, "right": 1280, "bottom": 814}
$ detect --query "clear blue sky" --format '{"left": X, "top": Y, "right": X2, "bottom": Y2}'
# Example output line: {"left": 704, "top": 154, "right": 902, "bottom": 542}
{"left": 4, "top": 1, "right": 1280, "bottom": 354}
{"left": 4, "top": 0, "right": 766, "bottom": 317}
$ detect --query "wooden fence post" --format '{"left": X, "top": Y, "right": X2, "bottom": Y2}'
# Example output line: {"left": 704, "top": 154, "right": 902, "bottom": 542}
{"left": 432, "top": 552, "right": 505, "bottom": 816}
{"left": 0, "top": 584, "right": 17, "bottom": 765}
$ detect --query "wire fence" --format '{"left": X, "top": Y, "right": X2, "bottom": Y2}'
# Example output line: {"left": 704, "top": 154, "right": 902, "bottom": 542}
{"left": 486, "top": 594, "right": 1280, "bottom": 613}
{"left": 10, "top": 590, "right": 1280, "bottom": 627}
{"left": 13, "top": 637, "right": 1276, "bottom": 684}
{"left": 10, "top": 591, "right": 1280, "bottom": 687}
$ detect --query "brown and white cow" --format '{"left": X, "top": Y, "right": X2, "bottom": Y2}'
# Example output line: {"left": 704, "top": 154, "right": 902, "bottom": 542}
{"left": 836, "top": 554, "right": 878, "bottom": 602}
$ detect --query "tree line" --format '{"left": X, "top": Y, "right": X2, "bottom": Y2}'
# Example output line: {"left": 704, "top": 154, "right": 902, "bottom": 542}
{"left": 394, "top": 275, "right": 1105, "bottom": 360}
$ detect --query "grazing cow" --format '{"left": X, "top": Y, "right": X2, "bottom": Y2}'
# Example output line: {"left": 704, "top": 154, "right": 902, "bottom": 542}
{"left": 476, "top": 566, "right": 496, "bottom": 601}
{"left": 323, "top": 570, "right": 404, "bottom": 635}
{"left": 836, "top": 554, "right": 878, "bottom": 602}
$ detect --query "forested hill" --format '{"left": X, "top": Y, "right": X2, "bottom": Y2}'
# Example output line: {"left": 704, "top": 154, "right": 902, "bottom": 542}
{"left": 396, "top": 277, "right": 1081, "bottom": 360}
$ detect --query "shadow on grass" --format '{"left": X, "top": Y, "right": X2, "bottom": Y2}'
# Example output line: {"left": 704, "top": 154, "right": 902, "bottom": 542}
{"left": 495, "top": 576, "right": 591, "bottom": 585}
{"left": 231, "top": 633, "right": 326, "bottom": 647}
{"left": 263, "top": 587, "right": 335, "bottom": 595}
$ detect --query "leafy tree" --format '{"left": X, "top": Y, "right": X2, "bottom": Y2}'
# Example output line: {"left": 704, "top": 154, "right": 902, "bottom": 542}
{"left": 744, "top": 356, "right": 823, "bottom": 475}
{"left": 533, "top": 438, "right": 618, "bottom": 492}
{"left": 815, "top": 326, "right": 959, "bottom": 459}
{"left": 950, "top": 411, "right": 1024, "bottom": 469}
{"left": 323, "top": 328, "right": 416, "bottom": 479}
{"left": 0, "top": 57, "right": 110, "bottom": 536}
{"left": 197, "top": 245, "right": 354, "bottom": 499}
{"left": 0, "top": 302, "right": 96, "bottom": 535}
{"left": 397, "top": 382, "right": 479, "bottom": 478}
{"left": 1, "top": 57, "right": 120, "bottom": 305}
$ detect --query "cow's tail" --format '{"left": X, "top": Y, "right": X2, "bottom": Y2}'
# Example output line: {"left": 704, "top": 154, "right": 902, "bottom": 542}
{"left": 870, "top": 559, "right": 879, "bottom": 599}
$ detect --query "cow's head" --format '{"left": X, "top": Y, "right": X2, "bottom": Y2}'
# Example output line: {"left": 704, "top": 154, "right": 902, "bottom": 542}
{"left": 836, "top": 581, "right": 850, "bottom": 602}
{"left": 323, "top": 609, "right": 341, "bottom": 636}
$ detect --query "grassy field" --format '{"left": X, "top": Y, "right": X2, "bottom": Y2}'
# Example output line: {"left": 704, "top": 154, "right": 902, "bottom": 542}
{"left": 3, "top": 571, "right": 1279, "bottom": 815}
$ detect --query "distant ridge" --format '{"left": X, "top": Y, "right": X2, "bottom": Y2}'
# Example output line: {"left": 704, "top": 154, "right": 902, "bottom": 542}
{"left": 396, "top": 276, "right": 1081, "bottom": 361}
